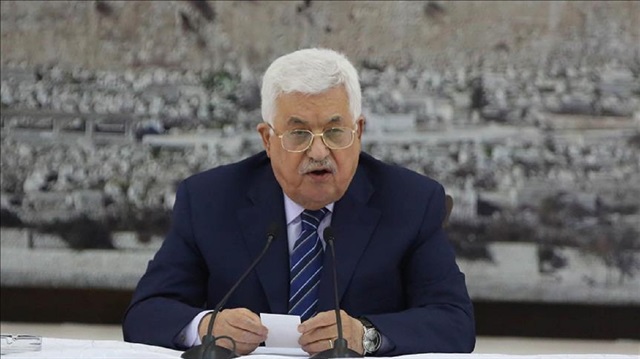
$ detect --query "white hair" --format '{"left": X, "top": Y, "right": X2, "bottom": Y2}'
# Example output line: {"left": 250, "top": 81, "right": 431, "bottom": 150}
{"left": 261, "top": 48, "right": 362, "bottom": 125}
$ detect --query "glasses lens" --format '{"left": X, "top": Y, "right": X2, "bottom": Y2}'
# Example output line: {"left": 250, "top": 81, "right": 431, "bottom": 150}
{"left": 324, "top": 127, "right": 353, "bottom": 149}
{"left": 282, "top": 130, "right": 312, "bottom": 151}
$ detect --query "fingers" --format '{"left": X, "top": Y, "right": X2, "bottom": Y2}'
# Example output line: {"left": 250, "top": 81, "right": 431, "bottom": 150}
{"left": 298, "top": 310, "right": 335, "bottom": 333}
{"left": 298, "top": 324, "right": 335, "bottom": 350}
{"left": 297, "top": 311, "right": 334, "bottom": 354}
{"left": 299, "top": 336, "right": 336, "bottom": 354}
{"left": 213, "top": 336, "right": 259, "bottom": 356}
{"left": 201, "top": 308, "right": 268, "bottom": 355}
{"left": 298, "top": 310, "right": 364, "bottom": 355}
{"left": 220, "top": 308, "right": 268, "bottom": 336}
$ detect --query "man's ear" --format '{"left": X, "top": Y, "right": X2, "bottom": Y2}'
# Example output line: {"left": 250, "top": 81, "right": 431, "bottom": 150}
{"left": 356, "top": 116, "right": 366, "bottom": 140}
{"left": 256, "top": 122, "right": 272, "bottom": 157}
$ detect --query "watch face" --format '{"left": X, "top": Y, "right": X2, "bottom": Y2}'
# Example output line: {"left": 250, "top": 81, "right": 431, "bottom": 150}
{"left": 363, "top": 327, "right": 380, "bottom": 353}
{"left": 364, "top": 340, "right": 374, "bottom": 352}
{"left": 364, "top": 328, "right": 376, "bottom": 341}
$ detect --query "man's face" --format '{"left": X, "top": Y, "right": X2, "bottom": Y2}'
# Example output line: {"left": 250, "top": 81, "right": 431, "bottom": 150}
{"left": 257, "top": 85, "right": 365, "bottom": 210}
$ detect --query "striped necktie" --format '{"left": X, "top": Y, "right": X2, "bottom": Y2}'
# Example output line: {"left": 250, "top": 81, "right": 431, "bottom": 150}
{"left": 288, "top": 208, "right": 328, "bottom": 320}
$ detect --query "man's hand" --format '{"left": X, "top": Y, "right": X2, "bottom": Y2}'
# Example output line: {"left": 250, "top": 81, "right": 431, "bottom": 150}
{"left": 198, "top": 308, "right": 268, "bottom": 355}
{"left": 297, "top": 310, "right": 364, "bottom": 355}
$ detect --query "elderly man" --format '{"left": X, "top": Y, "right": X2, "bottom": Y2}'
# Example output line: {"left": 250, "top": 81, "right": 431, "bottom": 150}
{"left": 123, "top": 48, "right": 475, "bottom": 356}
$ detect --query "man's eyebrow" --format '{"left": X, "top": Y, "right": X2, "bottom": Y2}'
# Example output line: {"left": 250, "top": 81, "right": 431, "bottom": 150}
{"left": 285, "top": 115, "right": 342, "bottom": 126}
{"left": 328, "top": 115, "right": 342, "bottom": 123}
{"left": 286, "top": 116, "right": 307, "bottom": 125}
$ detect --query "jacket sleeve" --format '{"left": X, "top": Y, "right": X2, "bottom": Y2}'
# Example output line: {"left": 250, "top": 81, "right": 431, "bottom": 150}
{"left": 368, "top": 185, "right": 476, "bottom": 355}
{"left": 122, "top": 180, "right": 208, "bottom": 349}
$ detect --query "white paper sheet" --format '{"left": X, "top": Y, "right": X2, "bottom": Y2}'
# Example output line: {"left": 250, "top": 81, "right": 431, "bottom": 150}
{"left": 260, "top": 313, "right": 301, "bottom": 349}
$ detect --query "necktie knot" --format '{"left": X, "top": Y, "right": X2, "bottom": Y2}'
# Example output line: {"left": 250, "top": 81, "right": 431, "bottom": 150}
{"left": 301, "top": 208, "right": 328, "bottom": 232}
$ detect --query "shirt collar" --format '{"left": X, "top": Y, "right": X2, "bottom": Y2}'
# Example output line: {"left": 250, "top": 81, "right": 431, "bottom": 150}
{"left": 284, "top": 193, "right": 334, "bottom": 225}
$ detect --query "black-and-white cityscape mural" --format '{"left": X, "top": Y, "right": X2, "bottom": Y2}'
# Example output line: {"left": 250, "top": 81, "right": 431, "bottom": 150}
{"left": 1, "top": 1, "right": 638, "bottom": 307}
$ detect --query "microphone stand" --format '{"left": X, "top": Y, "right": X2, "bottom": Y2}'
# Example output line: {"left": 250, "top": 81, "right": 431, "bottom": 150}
{"left": 313, "top": 227, "right": 362, "bottom": 359}
{"left": 182, "top": 225, "right": 279, "bottom": 359}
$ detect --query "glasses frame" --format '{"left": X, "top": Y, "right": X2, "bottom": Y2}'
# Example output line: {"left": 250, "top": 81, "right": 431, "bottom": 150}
{"left": 268, "top": 123, "right": 359, "bottom": 153}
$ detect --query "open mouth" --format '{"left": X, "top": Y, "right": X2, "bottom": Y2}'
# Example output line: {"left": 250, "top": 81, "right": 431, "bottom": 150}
{"left": 310, "top": 169, "right": 331, "bottom": 175}
{"left": 306, "top": 169, "right": 333, "bottom": 180}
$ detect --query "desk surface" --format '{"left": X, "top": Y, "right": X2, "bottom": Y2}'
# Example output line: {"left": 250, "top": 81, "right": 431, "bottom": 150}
{"left": 1, "top": 338, "right": 638, "bottom": 359}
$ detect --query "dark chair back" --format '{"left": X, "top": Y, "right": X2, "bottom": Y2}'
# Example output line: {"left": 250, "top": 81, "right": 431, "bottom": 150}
{"left": 443, "top": 194, "right": 453, "bottom": 228}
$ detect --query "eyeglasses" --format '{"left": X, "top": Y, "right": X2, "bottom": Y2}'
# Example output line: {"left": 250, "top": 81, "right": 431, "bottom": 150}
{"left": 268, "top": 124, "right": 358, "bottom": 153}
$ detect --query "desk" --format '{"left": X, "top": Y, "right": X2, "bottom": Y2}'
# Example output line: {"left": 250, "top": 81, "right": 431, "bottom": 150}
{"left": 1, "top": 338, "right": 637, "bottom": 359}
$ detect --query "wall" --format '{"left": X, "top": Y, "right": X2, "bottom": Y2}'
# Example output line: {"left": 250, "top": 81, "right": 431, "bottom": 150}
{"left": 2, "top": 1, "right": 639, "bottom": 71}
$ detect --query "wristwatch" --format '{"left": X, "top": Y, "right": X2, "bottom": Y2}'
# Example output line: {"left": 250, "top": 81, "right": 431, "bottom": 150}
{"left": 359, "top": 317, "right": 381, "bottom": 355}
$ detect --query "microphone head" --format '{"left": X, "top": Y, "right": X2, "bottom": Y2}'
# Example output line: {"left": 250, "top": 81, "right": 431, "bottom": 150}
{"left": 267, "top": 222, "right": 280, "bottom": 241}
{"left": 323, "top": 226, "right": 335, "bottom": 243}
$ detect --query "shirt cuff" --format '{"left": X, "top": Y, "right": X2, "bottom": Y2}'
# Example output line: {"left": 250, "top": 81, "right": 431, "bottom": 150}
{"left": 177, "top": 310, "right": 213, "bottom": 347}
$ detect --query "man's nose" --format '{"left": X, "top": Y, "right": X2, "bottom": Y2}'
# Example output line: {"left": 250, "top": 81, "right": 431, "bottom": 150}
{"left": 306, "top": 134, "right": 330, "bottom": 160}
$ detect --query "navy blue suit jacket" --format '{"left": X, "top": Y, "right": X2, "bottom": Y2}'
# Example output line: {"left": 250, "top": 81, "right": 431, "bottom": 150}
{"left": 123, "top": 151, "right": 475, "bottom": 355}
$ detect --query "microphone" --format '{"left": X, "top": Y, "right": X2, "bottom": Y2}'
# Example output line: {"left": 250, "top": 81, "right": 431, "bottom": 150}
{"left": 312, "top": 226, "right": 362, "bottom": 359}
{"left": 182, "top": 222, "right": 280, "bottom": 359}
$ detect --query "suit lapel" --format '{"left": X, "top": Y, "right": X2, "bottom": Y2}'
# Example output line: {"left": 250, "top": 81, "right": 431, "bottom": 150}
{"left": 237, "top": 166, "right": 290, "bottom": 314}
{"left": 317, "top": 165, "right": 381, "bottom": 312}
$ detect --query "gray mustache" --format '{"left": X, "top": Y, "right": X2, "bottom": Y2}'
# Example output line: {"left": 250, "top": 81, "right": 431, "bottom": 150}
{"left": 299, "top": 158, "right": 337, "bottom": 174}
